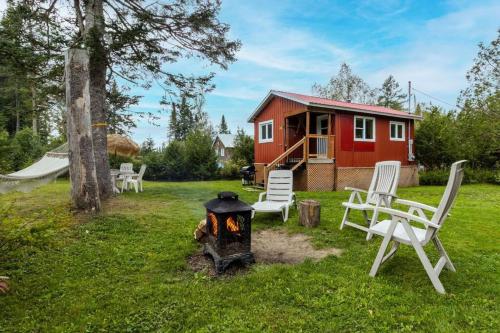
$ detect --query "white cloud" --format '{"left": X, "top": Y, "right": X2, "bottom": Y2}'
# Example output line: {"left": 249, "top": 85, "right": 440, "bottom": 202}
{"left": 107, "top": 0, "right": 500, "bottom": 143}
{"left": 363, "top": 1, "right": 499, "bottom": 106}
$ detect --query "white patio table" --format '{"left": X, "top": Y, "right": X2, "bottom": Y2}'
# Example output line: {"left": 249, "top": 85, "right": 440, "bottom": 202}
{"left": 110, "top": 169, "right": 136, "bottom": 194}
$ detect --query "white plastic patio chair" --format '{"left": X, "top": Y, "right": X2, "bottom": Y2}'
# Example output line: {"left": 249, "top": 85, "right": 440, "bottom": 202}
{"left": 252, "top": 170, "right": 296, "bottom": 222}
{"left": 119, "top": 163, "right": 133, "bottom": 176}
{"left": 340, "top": 161, "right": 401, "bottom": 240}
{"left": 122, "top": 164, "right": 147, "bottom": 193}
{"left": 367, "top": 160, "right": 467, "bottom": 294}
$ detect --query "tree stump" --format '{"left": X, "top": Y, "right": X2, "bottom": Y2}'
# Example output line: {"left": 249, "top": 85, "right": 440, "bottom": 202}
{"left": 298, "top": 200, "right": 320, "bottom": 228}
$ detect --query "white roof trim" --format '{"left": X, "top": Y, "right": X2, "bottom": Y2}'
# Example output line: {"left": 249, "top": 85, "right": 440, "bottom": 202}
{"left": 247, "top": 90, "right": 422, "bottom": 122}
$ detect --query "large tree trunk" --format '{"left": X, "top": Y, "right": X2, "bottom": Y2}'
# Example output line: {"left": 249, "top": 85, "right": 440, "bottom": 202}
{"left": 84, "top": 0, "right": 112, "bottom": 199}
{"left": 65, "top": 48, "right": 101, "bottom": 212}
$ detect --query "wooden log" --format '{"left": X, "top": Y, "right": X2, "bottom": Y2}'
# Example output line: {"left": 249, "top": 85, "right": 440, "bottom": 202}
{"left": 65, "top": 49, "right": 101, "bottom": 212}
{"left": 298, "top": 200, "right": 320, "bottom": 228}
{"left": 194, "top": 219, "right": 207, "bottom": 241}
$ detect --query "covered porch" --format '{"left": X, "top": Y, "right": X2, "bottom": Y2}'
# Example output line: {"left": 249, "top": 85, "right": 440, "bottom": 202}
{"left": 285, "top": 110, "right": 335, "bottom": 161}
{"left": 265, "top": 110, "right": 335, "bottom": 173}
{"left": 263, "top": 110, "right": 336, "bottom": 190}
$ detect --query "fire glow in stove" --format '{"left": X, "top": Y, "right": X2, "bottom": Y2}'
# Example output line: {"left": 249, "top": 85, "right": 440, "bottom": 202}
{"left": 203, "top": 192, "right": 254, "bottom": 274}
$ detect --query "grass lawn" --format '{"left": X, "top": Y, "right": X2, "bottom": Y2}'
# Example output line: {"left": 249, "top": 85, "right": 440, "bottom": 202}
{"left": 0, "top": 180, "right": 499, "bottom": 332}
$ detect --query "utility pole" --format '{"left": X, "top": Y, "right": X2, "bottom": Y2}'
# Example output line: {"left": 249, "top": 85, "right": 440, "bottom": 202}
{"left": 407, "top": 81, "right": 414, "bottom": 161}
{"left": 408, "top": 81, "right": 411, "bottom": 113}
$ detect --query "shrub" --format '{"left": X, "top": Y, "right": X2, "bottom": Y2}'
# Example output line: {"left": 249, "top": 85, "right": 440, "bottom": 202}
{"left": 184, "top": 130, "right": 218, "bottom": 180}
{"left": 415, "top": 107, "right": 458, "bottom": 169}
{"left": 141, "top": 150, "right": 166, "bottom": 180}
{"left": 163, "top": 141, "right": 187, "bottom": 180}
{"left": 10, "top": 128, "right": 44, "bottom": 170}
{"left": 419, "top": 168, "right": 500, "bottom": 185}
{"left": 219, "top": 159, "right": 243, "bottom": 179}
{"left": 108, "top": 154, "right": 135, "bottom": 170}
{"left": 464, "top": 168, "right": 500, "bottom": 185}
{"left": 231, "top": 128, "right": 254, "bottom": 166}
{"left": 419, "top": 169, "right": 450, "bottom": 185}
{"left": 0, "top": 130, "right": 13, "bottom": 173}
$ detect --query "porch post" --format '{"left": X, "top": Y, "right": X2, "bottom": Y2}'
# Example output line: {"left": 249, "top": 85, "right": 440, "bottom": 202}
{"left": 327, "top": 113, "right": 332, "bottom": 159}
{"left": 284, "top": 117, "right": 289, "bottom": 150}
{"left": 305, "top": 111, "right": 310, "bottom": 161}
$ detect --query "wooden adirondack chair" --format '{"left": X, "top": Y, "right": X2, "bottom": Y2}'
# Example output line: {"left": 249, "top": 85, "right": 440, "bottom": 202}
{"left": 367, "top": 160, "right": 467, "bottom": 294}
{"left": 340, "top": 161, "right": 401, "bottom": 240}
{"left": 252, "top": 170, "right": 296, "bottom": 222}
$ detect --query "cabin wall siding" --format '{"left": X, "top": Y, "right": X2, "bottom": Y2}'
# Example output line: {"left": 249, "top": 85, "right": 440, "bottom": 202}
{"left": 254, "top": 97, "right": 305, "bottom": 164}
{"left": 335, "top": 111, "right": 415, "bottom": 167}
{"left": 254, "top": 101, "right": 416, "bottom": 168}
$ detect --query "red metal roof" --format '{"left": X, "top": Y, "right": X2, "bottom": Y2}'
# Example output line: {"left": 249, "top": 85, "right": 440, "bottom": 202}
{"left": 248, "top": 90, "right": 421, "bottom": 121}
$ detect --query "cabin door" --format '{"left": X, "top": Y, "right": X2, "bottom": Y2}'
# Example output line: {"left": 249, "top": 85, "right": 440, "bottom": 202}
{"left": 316, "top": 115, "right": 329, "bottom": 158}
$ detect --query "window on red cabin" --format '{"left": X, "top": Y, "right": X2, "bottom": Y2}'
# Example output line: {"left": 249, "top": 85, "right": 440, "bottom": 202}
{"left": 390, "top": 121, "right": 405, "bottom": 141}
{"left": 354, "top": 116, "right": 375, "bottom": 141}
{"left": 259, "top": 120, "right": 273, "bottom": 143}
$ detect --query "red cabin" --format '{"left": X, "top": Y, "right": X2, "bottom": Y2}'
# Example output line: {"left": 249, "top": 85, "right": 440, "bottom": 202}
{"left": 248, "top": 90, "right": 422, "bottom": 191}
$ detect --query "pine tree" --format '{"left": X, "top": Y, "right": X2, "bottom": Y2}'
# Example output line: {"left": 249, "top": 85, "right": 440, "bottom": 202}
{"left": 106, "top": 81, "right": 139, "bottom": 135}
{"left": 219, "top": 115, "right": 230, "bottom": 134}
{"left": 377, "top": 75, "right": 406, "bottom": 110}
{"left": 141, "top": 137, "right": 155, "bottom": 154}
{"left": 0, "top": 1, "right": 67, "bottom": 138}
{"left": 23, "top": 0, "right": 240, "bottom": 200}
{"left": 177, "top": 96, "right": 194, "bottom": 140}
{"left": 168, "top": 103, "right": 179, "bottom": 141}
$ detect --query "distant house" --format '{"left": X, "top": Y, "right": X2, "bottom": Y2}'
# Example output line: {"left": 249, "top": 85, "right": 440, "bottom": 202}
{"left": 213, "top": 134, "right": 235, "bottom": 167}
{"left": 248, "top": 90, "right": 422, "bottom": 191}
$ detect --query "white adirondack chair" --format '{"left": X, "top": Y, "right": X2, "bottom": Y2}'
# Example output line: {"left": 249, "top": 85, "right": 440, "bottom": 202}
{"left": 252, "top": 170, "right": 296, "bottom": 222}
{"left": 122, "top": 164, "right": 147, "bottom": 193}
{"left": 340, "top": 161, "right": 401, "bottom": 240}
{"left": 367, "top": 160, "right": 467, "bottom": 294}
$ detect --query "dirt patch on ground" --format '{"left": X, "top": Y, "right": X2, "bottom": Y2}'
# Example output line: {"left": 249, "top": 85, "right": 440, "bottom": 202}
{"left": 188, "top": 229, "right": 342, "bottom": 276}
{"left": 252, "top": 229, "right": 342, "bottom": 264}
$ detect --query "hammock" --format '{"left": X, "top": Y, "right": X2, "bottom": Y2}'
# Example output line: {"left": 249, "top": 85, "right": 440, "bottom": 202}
{"left": 0, "top": 143, "right": 69, "bottom": 194}
{"left": 0, "top": 135, "right": 139, "bottom": 194}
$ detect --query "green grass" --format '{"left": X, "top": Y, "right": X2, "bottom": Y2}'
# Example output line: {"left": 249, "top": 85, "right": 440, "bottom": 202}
{"left": 0, "top": 180, "right": 499, "bottom": 332}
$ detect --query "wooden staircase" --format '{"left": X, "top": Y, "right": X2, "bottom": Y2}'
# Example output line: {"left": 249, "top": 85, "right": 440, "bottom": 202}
{"left": 263, "top": 134, "right": 335, "bottom": 188}
{"left": 264, "top": 137, "right": 306, "bottom": 185}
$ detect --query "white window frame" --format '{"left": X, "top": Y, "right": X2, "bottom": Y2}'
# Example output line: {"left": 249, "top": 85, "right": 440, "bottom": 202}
{"left": 390, "top": 121, "right": 405, "bottom": 141}
{"left": 259, "top": 120, "right": 273, "bottom": 143}
{"left": 353, "top": 116, "right": 376, "bottom": 142}
{"left": 220, "top": 147, "right": 225, "bottom": 157}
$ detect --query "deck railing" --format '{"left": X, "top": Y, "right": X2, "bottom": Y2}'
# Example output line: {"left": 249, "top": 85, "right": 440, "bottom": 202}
{"left": 306, "top": 134, "right": 335, "bottom": 159}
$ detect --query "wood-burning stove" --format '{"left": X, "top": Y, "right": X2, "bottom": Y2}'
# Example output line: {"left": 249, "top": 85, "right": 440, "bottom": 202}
{"left": 203, "top": 191, "right": 254, "bottom": 274}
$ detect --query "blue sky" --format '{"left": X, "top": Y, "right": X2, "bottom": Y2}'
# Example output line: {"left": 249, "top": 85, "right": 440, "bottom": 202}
{"left": 4, "top": 0, "right": 497, "bottom": 145}
{"left": 129, "top": 0, "right": 498, "bottom": 146}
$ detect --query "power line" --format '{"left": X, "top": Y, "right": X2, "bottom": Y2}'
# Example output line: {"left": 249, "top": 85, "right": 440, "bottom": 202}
{"left": 411, "top": 87, "right": 458, "bottom": 109}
